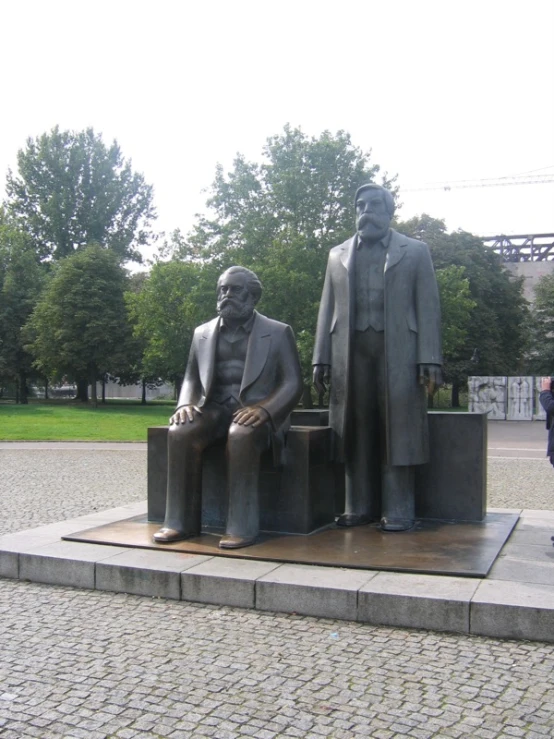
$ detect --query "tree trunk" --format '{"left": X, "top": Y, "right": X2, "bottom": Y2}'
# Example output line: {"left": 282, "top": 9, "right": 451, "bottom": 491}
{"left": 101, "top": 376, "right": 106, "bottom": 404}
{"left": 19, "top": 371, "right": 28, "bottom": 405}
{"left": 301, "top": 385, "right": 313, "bottom": 409}
{"left": 44, "top": 377, "right": 49, "bottom": 400}
{"left": 141, "top": 379, "right": 147, "bottom": 405}
{"left": 427, "top": 390, "right": 434, "bottom": 409}
{"left": 89, "top": 368, "right": 98, "bottom": 408}
{"left": 451, "top": 381, "right": 460, "bottom": 408}
{"left": 76, "top": 378, "right": 89, "bottom": 402}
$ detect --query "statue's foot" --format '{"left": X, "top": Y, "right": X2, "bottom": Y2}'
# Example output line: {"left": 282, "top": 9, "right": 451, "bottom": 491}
{"left": 336, "top": 513, "right": 373, "bottom": 527}
{"left": 153, "top": 527, "right": 191, "bottom": 543}
{"left": 219, "top": 534, "right": 257, "bottom": 549}
{"left": 380, "top": 517, "right": 414, "bottom": 532}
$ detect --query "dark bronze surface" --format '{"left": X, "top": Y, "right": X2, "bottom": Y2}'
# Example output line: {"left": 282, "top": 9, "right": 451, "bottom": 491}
{"left": 63, "top": 513, "right": 518, "bottom": 577}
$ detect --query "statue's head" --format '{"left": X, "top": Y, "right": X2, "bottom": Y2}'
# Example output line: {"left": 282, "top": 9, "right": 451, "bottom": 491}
{"left": 354, "top": 184, "right": 394, "bottom": 244}
{"left": 216, "top": 266, "right": 262, "bottom": 321}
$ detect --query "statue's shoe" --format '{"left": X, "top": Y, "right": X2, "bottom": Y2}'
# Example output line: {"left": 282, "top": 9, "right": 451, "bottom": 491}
{"left": 153, "top": 527, "right": 190, "bottom": 543}
{"left": 336, "top": 513, "right": 372, "bottom": 527}
{"left": 219, "top": 534, "right": 257, "bottom": 549}
{"left": 380, "top": 517, "right": 414, "bottom": 532}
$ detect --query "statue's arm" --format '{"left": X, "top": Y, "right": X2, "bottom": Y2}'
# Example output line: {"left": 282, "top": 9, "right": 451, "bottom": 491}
{"left": 417, "top": 363, "right": 443, "bottom": 394}
{"left": 249, "top": 325, "right": 303, "bottom": 430}
{"left": 171, "top": 334, "right": 203, "bottom": 425}
{"left": 415, "top": 242, "right": 442, "bottom": 369}
{"left": 313, "top": 364, "right": 331, "bottom": 395}
{"left": 312, "top": 254, "right": 335, "bottom": 393}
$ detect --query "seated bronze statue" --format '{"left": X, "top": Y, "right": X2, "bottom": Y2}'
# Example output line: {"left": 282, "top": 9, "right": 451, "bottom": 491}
{"left": 154, "top": 266, "right": 303, "bottom": 550}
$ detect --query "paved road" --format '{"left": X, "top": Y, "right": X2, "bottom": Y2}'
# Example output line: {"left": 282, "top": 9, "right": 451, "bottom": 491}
{"left": 1, "top": 424, "right": 554, "bottom": 738}
{"left": 487, "top": 421, "right": 548, "bottom": 460}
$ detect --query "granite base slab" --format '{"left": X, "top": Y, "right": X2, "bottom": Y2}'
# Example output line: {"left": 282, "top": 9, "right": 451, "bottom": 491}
{"left": 62, "top": 512, "right": 519, "bottom": 578}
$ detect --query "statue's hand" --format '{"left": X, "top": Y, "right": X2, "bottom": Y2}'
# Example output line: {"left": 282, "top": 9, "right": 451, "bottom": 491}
{"left": 170, "top": 405, "right": 203, "bottom": 425}
{"left": 418, "top": 364, "right": 443, "bottom": 395}
{"left": 313, "top": 364, "right": 331, "bottom": 395}
{"left": 232, "top": 405, "right": 270, "bottom": 428}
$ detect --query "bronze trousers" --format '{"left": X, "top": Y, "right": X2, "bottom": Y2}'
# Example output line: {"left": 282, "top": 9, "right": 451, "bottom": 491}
{"left": 164, "top": 403, "right": 270, "bottom": 538}
{"left": 345, "top": 328, "right": 415, "bottom": 522}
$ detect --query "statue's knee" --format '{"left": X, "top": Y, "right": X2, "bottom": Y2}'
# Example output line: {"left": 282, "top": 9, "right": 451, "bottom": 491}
{"left": 168, "top": 421, "right": 201, "bottom": 448}
{"left": 227, "top": 422, "right": 267, "bottom": 451}
{"left": 227, "top": 422, "right": 250, "bottom": 444}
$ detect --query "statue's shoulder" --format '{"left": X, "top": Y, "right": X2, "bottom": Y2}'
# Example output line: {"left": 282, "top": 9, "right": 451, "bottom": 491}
{"left": 329, "top": 236, "right": 355, "bottom": 259}
{"left": 254, "top": 312, "right": 291, "bottom": 334}
{"left": 391, "top": 229, "right": 430, "bottom": 251}
{"left": 194, "top": 316, "right": 219, "bottom": 336}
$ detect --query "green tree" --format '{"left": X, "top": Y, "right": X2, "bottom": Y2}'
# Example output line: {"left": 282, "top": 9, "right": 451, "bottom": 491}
{"left": 528, "top": 273, "right": 554, "bottom": 374}
{"left": 170, "top": 125, "right": 394, "bottom": 403}
{"left": 25, "top": 244, "right": 132, "bottom": 403}
{"left": 125, "top": 260, "right": 218, "bottom": 394}
{"left": 185, "top": 125, "right": 394, "bottom": 266}
{"left": 435, "top": 265, "right": 476, "bottom": 359}
{"left": 0, "top": 211, "right": 45, "bottom": 402}
{"left": 397, "top": 214, "right": 529, "bottom": 404}
{"left": 5, "top": 126, "right": 156, "bottom": 264}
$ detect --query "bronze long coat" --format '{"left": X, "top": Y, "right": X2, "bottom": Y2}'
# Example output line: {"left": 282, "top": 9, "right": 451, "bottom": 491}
{"left": 312, "top": 229, "right": 442, "bottom": 466}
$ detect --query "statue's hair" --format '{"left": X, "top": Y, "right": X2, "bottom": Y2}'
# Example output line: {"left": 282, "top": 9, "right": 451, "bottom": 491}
{"left": 354, "top": 184, "right": 395, "bottom": 217}
{"left": 218, "top": 266, "right": 263, "bottom": 304}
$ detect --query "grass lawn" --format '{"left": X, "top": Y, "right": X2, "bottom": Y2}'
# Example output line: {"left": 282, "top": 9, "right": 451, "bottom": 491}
{"left": 0, "top": 400, "right": 174, "bottom": 441}
{"left": 0, "top": 398, "right": 469, "bottom": 442}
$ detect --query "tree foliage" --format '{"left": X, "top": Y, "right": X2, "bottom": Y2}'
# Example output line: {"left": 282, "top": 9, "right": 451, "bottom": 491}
{"left": 125, "top": 260, "right": 219, "bottom": 390}
{"left": 397, "top": 214, "right": 530, "bottom": 383}
{"left": 435, "top": 265, "right": 476, "bottom": 360}
{"left": 0, "top": 210, "right": 44, "bottom": 401}
{"left": 528, "top": 273, "right": 554, "bottom": 374}
{"left": 161, "top": 126, "right": 393, "bottom": 398}
{"left": 184, "top": 125, "right": 394, "bottom": 269}
{"left": 5, "top": 126, "right": 156, "bottom": 264}
{"left": 25, "top": 244, "right": 132, "bottom": 402}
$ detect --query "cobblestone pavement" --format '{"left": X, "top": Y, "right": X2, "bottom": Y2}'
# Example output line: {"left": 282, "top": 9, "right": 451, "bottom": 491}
{"left": 1, "top": 448, "right": 554, "bottom": 738}
{"left": 0, "top": 450, "right": 146, "bottom": 536}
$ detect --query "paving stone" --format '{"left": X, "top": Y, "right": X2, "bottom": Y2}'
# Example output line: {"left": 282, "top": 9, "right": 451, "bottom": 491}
{"left": 0, "top": 551, "right": 18, "bottom": 579}
{"left": 96, "top": 549, "right": 213, "bottom": 599}
{"left": 256, "top": 564, "right": 375, "bottom": 620}
{"left": 471, "top": 580, "right": 554, "bottom": 641}
{"left": 18, "top": 541, "right": 127, "bottom": 589}
{"left": 358, "top": 572, "right": 479, "bottom": 633}
{"left": 2, "top": 444, "right": 554, "bottom": 739}
{"left": 488, "top": 556, "right": 554, "bottom": 586}
{"left": 181, "top": 557, "right": 280, "bottom": 608}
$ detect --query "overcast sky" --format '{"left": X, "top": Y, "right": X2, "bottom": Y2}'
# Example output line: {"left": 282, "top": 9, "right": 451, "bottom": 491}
{"left": 1, "top": 0, "right": 553, "bottom": 253}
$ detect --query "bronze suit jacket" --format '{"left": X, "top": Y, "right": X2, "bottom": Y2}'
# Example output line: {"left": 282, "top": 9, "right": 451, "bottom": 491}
{"left": 177, "top": 311, "right": 303, "bottom": 461}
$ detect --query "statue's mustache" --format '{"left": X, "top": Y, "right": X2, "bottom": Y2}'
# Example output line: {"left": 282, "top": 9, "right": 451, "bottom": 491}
{"left": 358, "top": 214, "right": 384, "bottom": 228}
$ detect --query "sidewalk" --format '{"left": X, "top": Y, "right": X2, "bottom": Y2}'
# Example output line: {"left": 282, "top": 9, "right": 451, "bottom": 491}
{"left": 1, "top": 439, "right": 554, "bottom": 738}
{"left": 1, "top": 500, "right": 553, "bottom": 643}
{"left": 1, "top": 423, "right": 554, "bottom": 644}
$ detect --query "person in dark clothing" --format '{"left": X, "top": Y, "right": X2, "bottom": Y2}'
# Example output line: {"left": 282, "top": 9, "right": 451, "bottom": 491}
{"left": 538, "top": 377, "right": 554, "bottom": 548}
{"left": 539, "top": 376, "right": 554, "bottom": 467}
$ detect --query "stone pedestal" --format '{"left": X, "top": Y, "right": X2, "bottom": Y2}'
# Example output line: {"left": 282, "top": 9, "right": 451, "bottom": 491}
{"left": 148, "top": 424, "right": 336, "bottom": 535}
{"left": 148, "top": 411, "right": 488, "bottom": 534}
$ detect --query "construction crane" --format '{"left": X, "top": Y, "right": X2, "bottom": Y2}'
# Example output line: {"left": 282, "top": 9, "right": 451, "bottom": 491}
{"left": 402, "top": 173, "right": 554, "bottom": 192}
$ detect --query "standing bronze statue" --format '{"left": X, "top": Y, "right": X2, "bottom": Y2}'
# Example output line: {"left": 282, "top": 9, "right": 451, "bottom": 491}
{"left": 155, "top": 266, "right": 303, "bottom": 549}
{"left": 313, "top": 184, "right": 442, "bottom": 532}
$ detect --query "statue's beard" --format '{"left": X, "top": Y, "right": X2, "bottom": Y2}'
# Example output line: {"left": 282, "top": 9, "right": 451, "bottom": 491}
{"left": 357, "top": 214, "right": 390, "bottom": 243}
{"left": 217, "top": 299, "right": 255, "bottom": 321}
